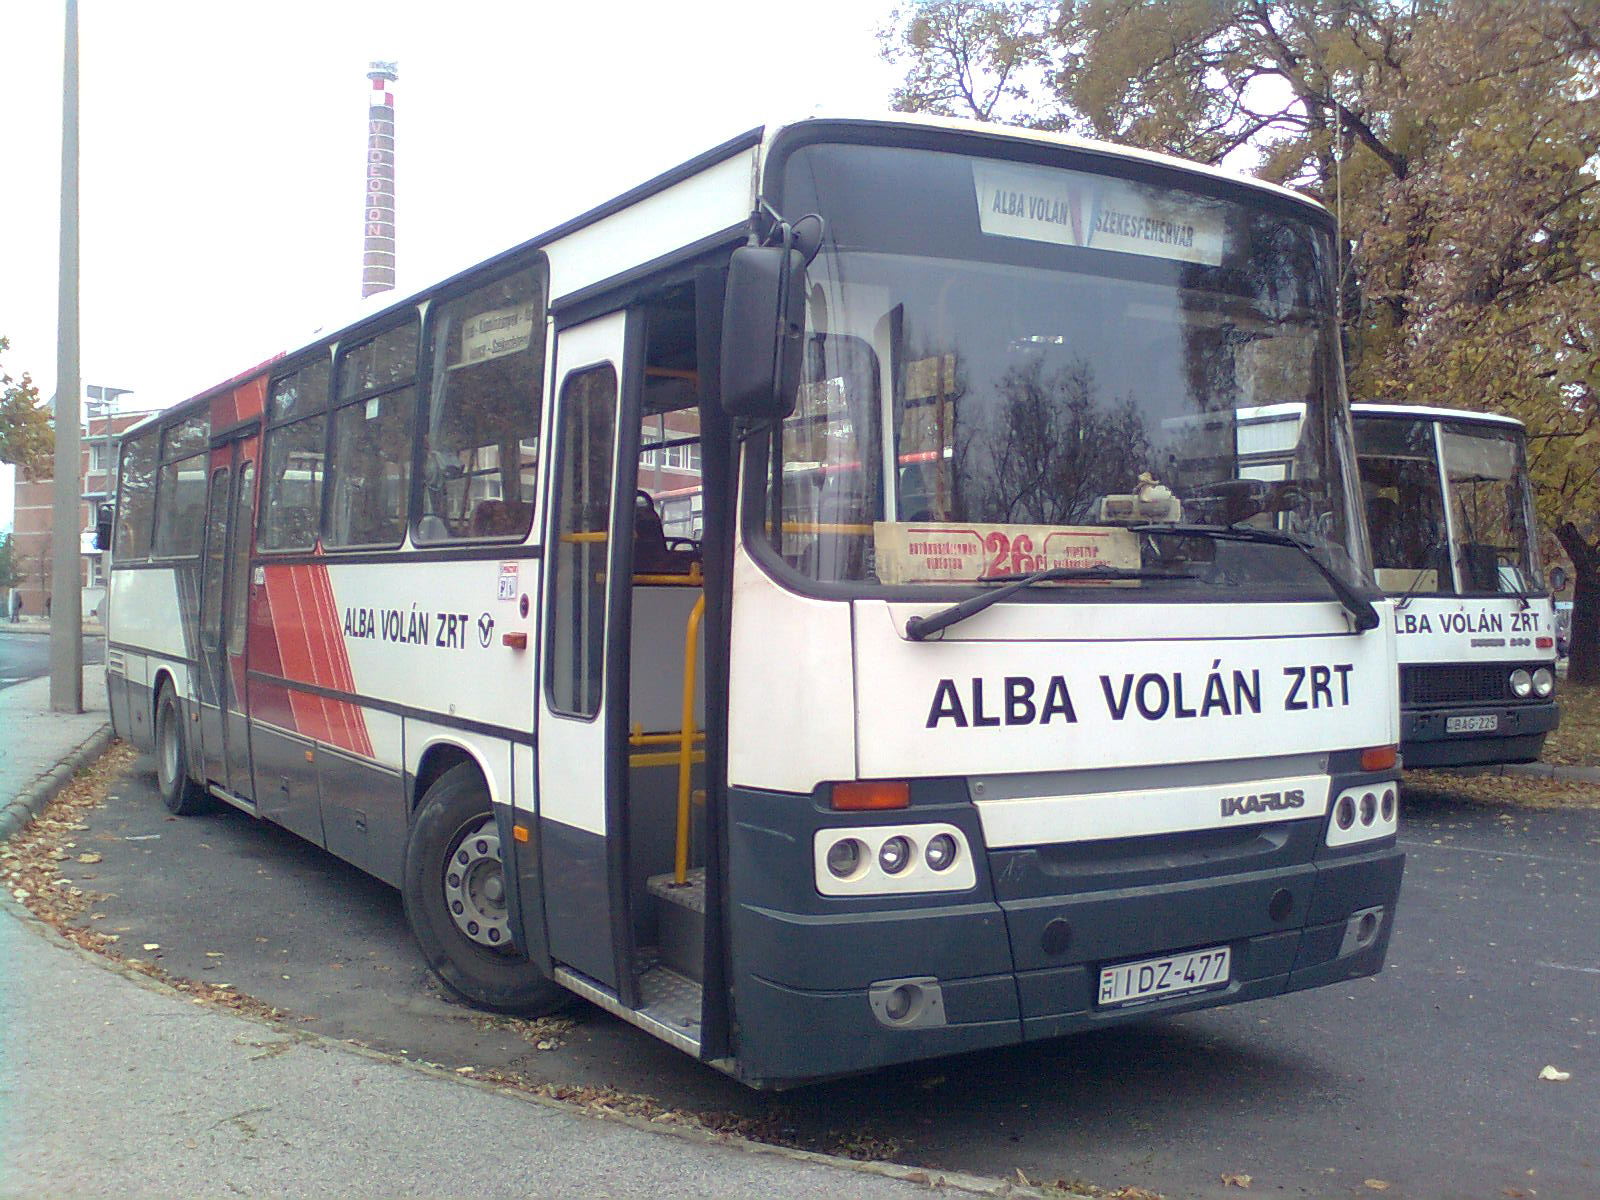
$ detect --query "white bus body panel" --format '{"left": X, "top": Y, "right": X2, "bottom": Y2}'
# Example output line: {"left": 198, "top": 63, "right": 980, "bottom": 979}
{"left": 1392, "top": 595, "right": 1556, "bottom": 666}
{"left": 108, "top": 567, "right": 187, "bottom": 663}
{"left": 726, "top": 544, "right": 858, "bottom": 794}
{"left": 317, "top": 559, "right": 539, "bottom": 738}
{"left": 852, "top": 599, "right": 1398, "bottom": 780}
{"left": 544, "top": 148, "right": 758, "bottom": 304}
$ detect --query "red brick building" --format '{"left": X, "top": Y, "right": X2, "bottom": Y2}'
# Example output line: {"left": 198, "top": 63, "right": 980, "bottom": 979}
{"left": 9, "top": 399, "right": 149, "bottom": 620}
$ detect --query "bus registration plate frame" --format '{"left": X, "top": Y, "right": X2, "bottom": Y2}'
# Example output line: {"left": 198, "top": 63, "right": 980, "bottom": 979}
{"left": 1445, "top": 714, "right": 1498, "bottom": 734}
{"left": 1097, "top": 945, "right": 1231, "bottom": 1008}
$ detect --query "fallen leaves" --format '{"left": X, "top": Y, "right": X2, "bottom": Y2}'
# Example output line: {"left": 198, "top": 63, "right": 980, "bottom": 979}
{"left": 1538, "top": 1064, "right": 1571, "bottom": 1082}
{"left": 1221, "top": 1173, "right": 1252, "bottom": 1188}
{"left": 1364, "top": 1180, "right": 1392, "bottom": 1192}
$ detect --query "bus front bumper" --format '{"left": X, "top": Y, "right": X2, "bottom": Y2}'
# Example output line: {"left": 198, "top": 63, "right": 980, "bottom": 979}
{"left": 1401, "top": 700, "right": 1558, "bottom": 767}
{"left": 728, "top": 788, "right": 1404, "bottom": 1086}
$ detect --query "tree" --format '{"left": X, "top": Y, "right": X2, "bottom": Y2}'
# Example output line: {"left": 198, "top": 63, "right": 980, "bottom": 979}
{"left": 0, "top": 336, "right": 53, "bottom": 476}
{"left": 883, "top": 0, "right": 1600, "bottom": 673}
{"left": 0, "top": 532, "right": 18, "bottom": 593}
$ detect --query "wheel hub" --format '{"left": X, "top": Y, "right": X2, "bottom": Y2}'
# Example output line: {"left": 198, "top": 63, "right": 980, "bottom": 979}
{"left": 443, "top": 819, "right": 511, "bottom": 949}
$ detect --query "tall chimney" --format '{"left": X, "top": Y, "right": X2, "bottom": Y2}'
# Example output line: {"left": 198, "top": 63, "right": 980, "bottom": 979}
{"left": 361, "top": 61, "right": 398, "bottom": 299}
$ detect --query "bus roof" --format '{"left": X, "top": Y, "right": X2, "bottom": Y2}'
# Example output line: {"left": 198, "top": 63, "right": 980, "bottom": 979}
{"left": 1351, "top": 403, "right": 1526, "bottom": 432}
{"left": 761, "top": 110, "right": 1329, "bottom": 218}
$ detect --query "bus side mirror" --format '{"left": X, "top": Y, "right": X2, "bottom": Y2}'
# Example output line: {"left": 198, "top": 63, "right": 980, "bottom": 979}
{"left": 95, "top": 503, "right": 113, "bottom": 552}
{"left": 719, "top": 245, "right": 806, "bottom": 422}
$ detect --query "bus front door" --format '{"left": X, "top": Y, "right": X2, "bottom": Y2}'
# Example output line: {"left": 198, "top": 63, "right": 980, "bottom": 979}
{"left": 196, "top": 432, "right": 259, "bottom": 801}
{"left": 536, "top": 312, "right": 638, "bottom": 996}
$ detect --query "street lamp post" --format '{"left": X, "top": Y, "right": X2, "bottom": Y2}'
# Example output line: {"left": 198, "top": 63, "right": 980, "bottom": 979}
{"left": 50, "top": 0, "right": 83, "bottom": 713}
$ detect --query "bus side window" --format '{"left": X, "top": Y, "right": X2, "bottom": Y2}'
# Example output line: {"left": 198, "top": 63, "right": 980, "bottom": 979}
{"left": 259, "top": 359, "right": 330, "bottom": 553}
{"left": 114, "top": 433, "right": 158, "bottom": 560}
{"left": 416, "top": 261, "right": 547, "bottom": 543}
{"left": 327, "top": 323, "right": 418, "bottom": 550}
{"left": 154, "top": 452, "right": 208, "bottom": 558}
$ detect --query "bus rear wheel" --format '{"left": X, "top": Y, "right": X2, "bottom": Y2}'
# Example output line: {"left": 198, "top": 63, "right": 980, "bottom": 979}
{"left": 401, "top": 763, "right": 566, "bottom": 1014}
{"left": 154, "top": 681, "right": 208, "bottom": 816}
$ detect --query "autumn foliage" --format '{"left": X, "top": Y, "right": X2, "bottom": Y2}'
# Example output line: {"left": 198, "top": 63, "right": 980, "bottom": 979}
{"left": 883, "top": 0, "right": 1600, "bottom": 671}
{"left": 0, "top": 335, "right": 53, "bottom": 477}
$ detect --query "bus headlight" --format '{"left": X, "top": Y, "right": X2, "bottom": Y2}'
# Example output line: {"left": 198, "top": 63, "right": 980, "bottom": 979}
{"left": 925, "top": 833, "right": 959, "bottom": 872}
{"left": 1532, "top": 667, "right": 1555, "bottom": 697}
{"left": 879, "top": 836, "right": 912, "bottom": 875}
{"left": 826, "top": 838, "right": 865, "bottom": 879}
{"left": 1509, "top": 668, "right": 1532, "bottom": 698}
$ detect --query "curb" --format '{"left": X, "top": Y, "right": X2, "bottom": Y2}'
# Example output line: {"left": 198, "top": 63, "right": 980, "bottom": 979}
{"left": 1498, "top": 761, "right": 1600, "bottom": 783}
{"left": 1433, "top": 761, "right": 1600, "bottom": 784}
{"left": 0, "top": 721, "right": 114, "bottom": 842}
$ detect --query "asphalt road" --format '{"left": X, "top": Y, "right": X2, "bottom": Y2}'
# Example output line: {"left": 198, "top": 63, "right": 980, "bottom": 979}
{"left": 0, "top": 629, "right": 104, "bottom": 691}
{"left": 55, "top": 765, "right": 1600, "bottom": 1199}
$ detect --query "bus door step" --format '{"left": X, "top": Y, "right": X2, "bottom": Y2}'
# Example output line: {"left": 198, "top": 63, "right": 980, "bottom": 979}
{"left": 637, "top": 958, "right": 703, "bottom": 1048}
{"left": 647, "top": 867, "right": 705, "bottom": 983}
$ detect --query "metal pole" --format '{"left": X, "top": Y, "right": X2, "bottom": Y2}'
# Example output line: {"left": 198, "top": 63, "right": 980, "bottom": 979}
{"left": 51, "top": 0, "right": 83, "bottom": 713}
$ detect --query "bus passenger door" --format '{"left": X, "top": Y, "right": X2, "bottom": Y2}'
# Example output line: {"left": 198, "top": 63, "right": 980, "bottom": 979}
{"left": 196, "top": 432, "right": 259, "bottom": 801}
{"left": 537, "top": 313, "right": 636, "bottom": 993}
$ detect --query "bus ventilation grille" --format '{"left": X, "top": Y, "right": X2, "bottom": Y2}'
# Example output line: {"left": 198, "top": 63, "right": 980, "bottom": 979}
{"left": 1400, "top": 663, "right": 1526, "bottom": 707}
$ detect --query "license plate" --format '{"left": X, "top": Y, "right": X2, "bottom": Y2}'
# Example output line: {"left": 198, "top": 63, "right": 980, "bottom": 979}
{"left": 1446, "top": 714, "right": 1499, "bottom": 733}
{"left": 1098, "top": 946, "right": 1231, "bottom": 1008}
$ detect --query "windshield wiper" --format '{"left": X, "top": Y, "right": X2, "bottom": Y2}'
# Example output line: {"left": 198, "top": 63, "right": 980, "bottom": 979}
{"left": 904, "top": 564, "right": 1195, "bottom": 642}
{"left": 1129, "top": 523, "right": 1380, "bottom": 632}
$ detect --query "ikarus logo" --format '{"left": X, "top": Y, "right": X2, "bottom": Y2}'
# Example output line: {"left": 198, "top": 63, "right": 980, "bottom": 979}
{"left": 1219, "top": 788, "right": 1306, "bottom": 818}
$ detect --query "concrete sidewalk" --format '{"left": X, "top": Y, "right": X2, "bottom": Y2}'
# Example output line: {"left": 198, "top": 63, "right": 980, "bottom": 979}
{"left": 0, "top": 667, "right": 112, "bottom": 840}
{"left": 0, "top": 901, "right": 985, "bottom": 1198}
{"left": 0, "top": 674, "right": 1003, "bottom": 1198}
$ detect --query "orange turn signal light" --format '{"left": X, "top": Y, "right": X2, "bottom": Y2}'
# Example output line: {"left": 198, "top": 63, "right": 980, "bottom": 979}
{"left": 1360, "top": 745, "right": 1398, "bottom": 772}
{"left": 512, "top": 824, "right": 530, "bottom": 844}
{"left": 831, "top": 781, "right": 910, "bottom": 811}
{"left": 502, "top": 631, "right": 528, "bottom": 650}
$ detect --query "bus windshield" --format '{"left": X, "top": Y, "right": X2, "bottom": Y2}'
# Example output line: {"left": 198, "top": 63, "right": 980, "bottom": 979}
{"left": 1357, "top": 414, "right": 1541, "bottom": 595}
{"left": 752, "top": 142, "right": 1369, "bottom": 600}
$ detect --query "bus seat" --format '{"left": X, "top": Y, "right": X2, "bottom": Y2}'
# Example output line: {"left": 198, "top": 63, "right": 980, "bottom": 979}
{"left": 635, "top": 491, "right": 699, "bottom": 574}
{"left": 471, "top": 500, "right": 530, "bottom": 538}
{"left": 416, "top": 513, "right": 448, "bottom": 542}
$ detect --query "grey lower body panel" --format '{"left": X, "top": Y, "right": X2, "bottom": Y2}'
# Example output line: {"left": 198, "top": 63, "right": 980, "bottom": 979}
{"left": 724, "top": 781, "right": 1405, "bottom": 1087}
{"left": 1401, "top": 700, "right": 1558, "bottom": 767}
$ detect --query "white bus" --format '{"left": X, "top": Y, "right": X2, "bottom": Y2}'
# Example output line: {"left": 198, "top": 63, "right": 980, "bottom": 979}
{"left": 1352, "top": 405, "right": 1558, "bottom": 765}
{"left": 106, "top": 114, "right": 1404, "bottom": 1087}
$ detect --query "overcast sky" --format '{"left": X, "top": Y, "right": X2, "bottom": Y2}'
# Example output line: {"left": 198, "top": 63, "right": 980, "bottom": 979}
{"left": 1, "top": 0, "right": 903, "bottom": 530}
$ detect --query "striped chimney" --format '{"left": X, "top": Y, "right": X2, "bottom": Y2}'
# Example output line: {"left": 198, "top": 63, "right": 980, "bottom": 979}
{"left": 361, "top": 61, "right": 398, "bottom": 298}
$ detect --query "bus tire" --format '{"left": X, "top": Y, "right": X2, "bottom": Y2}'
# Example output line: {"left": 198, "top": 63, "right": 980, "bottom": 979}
{"left": 154, "top": 681, "right": 208, "bottom": 816}
{"left": 401, "top": 763, "right": 567, "bottom": 1015}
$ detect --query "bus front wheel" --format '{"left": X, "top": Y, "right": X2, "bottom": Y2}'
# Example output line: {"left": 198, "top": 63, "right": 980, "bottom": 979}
{"left": 401, "top": 763, "right": 566, "bottom": 1014}
{"left": 154, "top": 681, "right": 207, "bottom": 816}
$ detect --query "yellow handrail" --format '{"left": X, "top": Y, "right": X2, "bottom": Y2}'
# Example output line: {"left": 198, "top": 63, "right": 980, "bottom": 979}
{"left": 675, "top": 593, "right": 707, "bottom": 885}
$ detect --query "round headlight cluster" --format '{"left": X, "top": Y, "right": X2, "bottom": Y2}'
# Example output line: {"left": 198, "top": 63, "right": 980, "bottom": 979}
{"left": 821, "top": 828, "right": 967, "bottom": 885}
{"left": 1532, "top": 667, "right": 1555, "bottom": 697}
{"left": 1509, "top": 668, "right": 1532, "bottom": 698}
